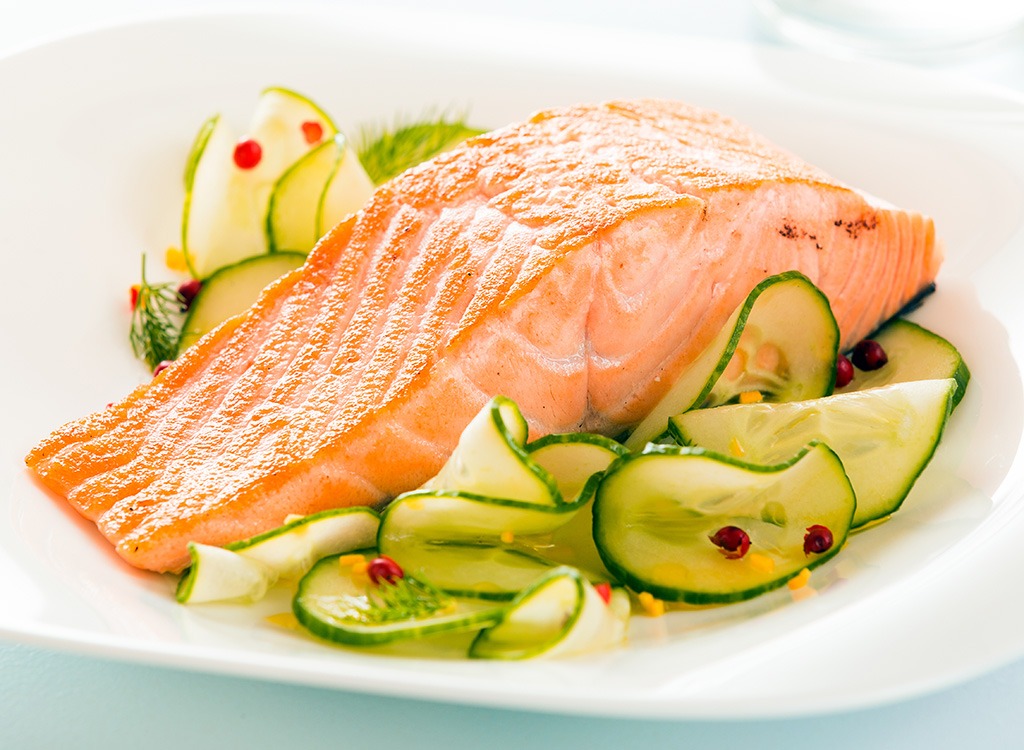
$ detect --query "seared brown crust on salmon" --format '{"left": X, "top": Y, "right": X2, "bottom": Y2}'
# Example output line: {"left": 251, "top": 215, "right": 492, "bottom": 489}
{"left": 26, "top": 99, "right": 941, "bottom": 572}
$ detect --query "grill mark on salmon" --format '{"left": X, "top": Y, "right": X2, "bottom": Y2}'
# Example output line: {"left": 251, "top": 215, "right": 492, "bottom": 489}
{"left": 26, "top": 99, "right": 942, "bottom": 572}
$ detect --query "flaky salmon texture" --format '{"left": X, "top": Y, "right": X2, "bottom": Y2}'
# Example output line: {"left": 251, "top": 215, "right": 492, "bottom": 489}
{"left": 27, "top": 99, "right": 941, "bottom": 573}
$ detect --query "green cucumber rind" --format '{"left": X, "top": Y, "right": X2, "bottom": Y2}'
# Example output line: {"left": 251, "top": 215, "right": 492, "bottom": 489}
{"left": 467, "top": 567, "right": 586, "bottom": 660}
{"left": 261, "top": 86, "right": 339, "bottom": 132}
{"left": 181, "top": 114, "right": 222, "bottom": 279}
{"left": 673, "top": 378, "right": 957, "bottom": 528}
{"left": 592, "top": 442, "right": 854, "bottom": 605}
{"left": 223, "top": 506, "right": 380, "bottom": 552}
{"left": 183, "top": 114, "right": 220, "bottom": 190}
{"left": 624, "top": 270, "right": 839, "bottom": 449}
{"left": 377, "top": 489, "right": 579, "bottom": 600}
{"left": 264, "top": 136, "right": 340, "bottom": 254}
{"left": 176, "top": 250, "right": 307, "bottom": 354}
{"left": 488, "top": 396, "right": 563, "bottom": 505}
{"left": 695, "top": 271, "right": 839, "bottom": 409}
{"left": 174, "top": 543, "right": 203, "bottom": 602}
{"left": 845, "top": 318, "right": 970, "bottom": 409}
{"left": 292, "top": 554, "right": 504, "bottom": 646}
{"left": 526, "top": 432, "right": 629, "bottom": 508}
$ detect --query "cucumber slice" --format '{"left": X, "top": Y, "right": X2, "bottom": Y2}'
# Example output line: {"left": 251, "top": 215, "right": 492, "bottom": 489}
{"left": 176, "top": 507, "right": 380, "bottom": 604}
{"left": 593, "top": 442, "right": 855, "bottom": 604}
{"left": 293, "top": 553, "right": 504, "bottom": 646}
{"left": 469, "top": 567, "right": 629, "bottom": 660}
{"left": 377, "top": 491, "right": 580, "bottom": 600}
{"left": 626, "top": 271, "right": 839, "bottom": 450}
{"left": 265, "top": 133, "right": 374, "bottom": 253}
{"left": 527, "top": 433, "right": 627, "bottom": 507}
{"left": 177, "top": 251, "right": 306, "bottom": 353}
{"left": 839, "top": 319, "right": 970, "bottom": 408}
{"left": 423, "top": 396, "right": 559, "bottom": 506}
{"left": 525, "top": 434, "right": 627, "bottom": 577}
{"left": 317, "top": 135, "right": 375, "bottom": 236}
{"left": 671, "top": 378, "right": 956, "bottom": 527}
{"left": 182, "top": 87, "right": 338, "bottom": 278}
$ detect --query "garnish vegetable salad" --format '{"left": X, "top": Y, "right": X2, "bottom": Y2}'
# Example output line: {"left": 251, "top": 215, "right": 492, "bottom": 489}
{"left": 141, "top": 88, "right": 970, "bottom": 660}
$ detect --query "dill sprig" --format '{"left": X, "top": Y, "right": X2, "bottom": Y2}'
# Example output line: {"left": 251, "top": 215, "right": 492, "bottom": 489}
{"left": 356, "top": 113, "right": 485, "bottom": 185}
{"left": 129, "top": 255, "right": 185, "bottom": 370}
{"left": 359, "top": 574, "right": 454, "bottom": 624}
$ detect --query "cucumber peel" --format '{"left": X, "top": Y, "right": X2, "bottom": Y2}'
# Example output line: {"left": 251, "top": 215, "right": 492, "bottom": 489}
{"left": 840, "top": 318, "right": 970, "bottom": 408}
{"left": 469, "top": 567, "right": 629, "bottom": 660}
{"left": 265, "top": 133, "right": 374, "bottom": 254}
{"left": 177, "top": 251, "right": 306, "bottom": 354}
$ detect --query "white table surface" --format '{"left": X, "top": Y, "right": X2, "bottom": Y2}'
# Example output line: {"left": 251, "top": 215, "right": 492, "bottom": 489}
{"left": 3, "top": 1, "right": 1023, "bottom": 747}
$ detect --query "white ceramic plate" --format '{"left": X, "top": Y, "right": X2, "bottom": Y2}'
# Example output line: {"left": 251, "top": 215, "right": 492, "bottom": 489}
{"left": 1, "top": 9, "right": 1023, "bottom": 720}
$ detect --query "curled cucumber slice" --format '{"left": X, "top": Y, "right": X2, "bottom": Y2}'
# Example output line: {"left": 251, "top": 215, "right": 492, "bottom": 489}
{"left": 293, "top": 553, "right": 503, "bottom": 646}
{"left": 525, "top": 433, "right": 627, "bottom": 578}
{"left": 423, "top": 396, "right": 559, "bottom": 506}
{"left": 177, "top": 252, "right": 306, "bottom": 354}
{"left": 672, "top": 378, "right": 957, "bottom": 527}
{"left": 469, "top": 567, "right": 629, "bottom": 660}
{"left": 182, "top": 87, "right": 339, "bottom": 278}
{"left": 266, "top": 133, "right": 374, "bottom": 254}
{"left": 176, "top": 507, "right": 379, "bottom": 604}
{"left": 377, "top": 491, "right": 580, "bottom": 600}
{"left": 627, "top": 271, "right": 839, "bottom": 449}
{"left": 839, "top": 319, "right": 970, "bottom": 409}
{"left": 593, "top": 443, "right": 855, "bottom": 604}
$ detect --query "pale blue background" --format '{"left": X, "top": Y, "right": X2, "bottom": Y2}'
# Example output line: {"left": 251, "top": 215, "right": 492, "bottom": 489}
{"left": 3, "top": 1, "right": 1023, "bottom": 747}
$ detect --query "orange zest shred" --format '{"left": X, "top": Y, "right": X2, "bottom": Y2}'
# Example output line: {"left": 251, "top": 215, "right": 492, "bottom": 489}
{"left": 739, "top": 390, "right": 763, "bottom": 404}
{"left": 165, "top": 246, "right": 188, "bottom": 272}
{"left": 747, "top": 552, "right": 775, "bottom": 573}
{"left": 787, "top": 568, "right": 812, "bottom": 590}
{"left": 637, "top": 591, "right": 666, "bottom": 617}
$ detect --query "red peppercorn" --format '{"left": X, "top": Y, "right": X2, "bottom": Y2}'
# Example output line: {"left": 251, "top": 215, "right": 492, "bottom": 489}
{"left": 177, "top": 278, "right": 203, "bottom": 310}
{"left": 367, "top": 555, "right": 404, "bottom": 585}
{"left": 709, "top": 525, "right": 751, "bottom": 559}
{"left": 129, "top": 284, "right": 140, "bottom": 310}
{"left": 233, "top": 138, "right": 262, "bottom": 169}
{"left": 803, "top": 525, "right": 834, "bottom": 555}
{"left": 835, "top": 354, "right": 854, "bottom": 388}
{"left": 852, "top": 340, "right": 888, "bottom": 371}
{"left": 301, "top": 120, "right": 324, "bottom": 145}
{"left": 594, "top": 582, "right": 612, "bottom": 604}
{"left": 153, "top": 360, "right": 173, "bottom": 377}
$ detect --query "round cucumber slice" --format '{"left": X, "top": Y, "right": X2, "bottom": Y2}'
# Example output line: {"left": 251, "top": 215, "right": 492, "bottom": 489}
{"left": 469, "top": 567, "right": 629, "bottom": 660}
{"left": 293, "top": 553, "right": 504, "bottom": 646}
{"left": 182, "top": 87, "right": 339, "bottom": 278}
{"left": 377, "top": 490, "right": 581, "bottom": 600}
{"left": 671, "top": 378, "right": 957, "bottom": 528}
{"left": 839, "top": 319, "right": 970, "bottom": 408}
{"left": 593, "top": 443, "right": 855, "bottom": 604}
{"left": 626, "top": 271, "right": 839, "bottom": 450}
{"left": 177, "top": 251, "right": 306, "bottom": 353}
{"left": 176, "top": 507, "right": 380, "bottom": 604}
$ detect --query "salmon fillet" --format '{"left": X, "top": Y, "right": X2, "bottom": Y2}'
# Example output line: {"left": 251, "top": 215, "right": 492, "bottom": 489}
{"left": 26, "top": 99, "right": 941, "bottom": 572}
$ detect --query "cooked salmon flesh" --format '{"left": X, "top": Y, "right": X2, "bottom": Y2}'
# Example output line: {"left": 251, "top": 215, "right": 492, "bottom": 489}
{"left": 26, "top": 99, "right": 941, "bottom": 572}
